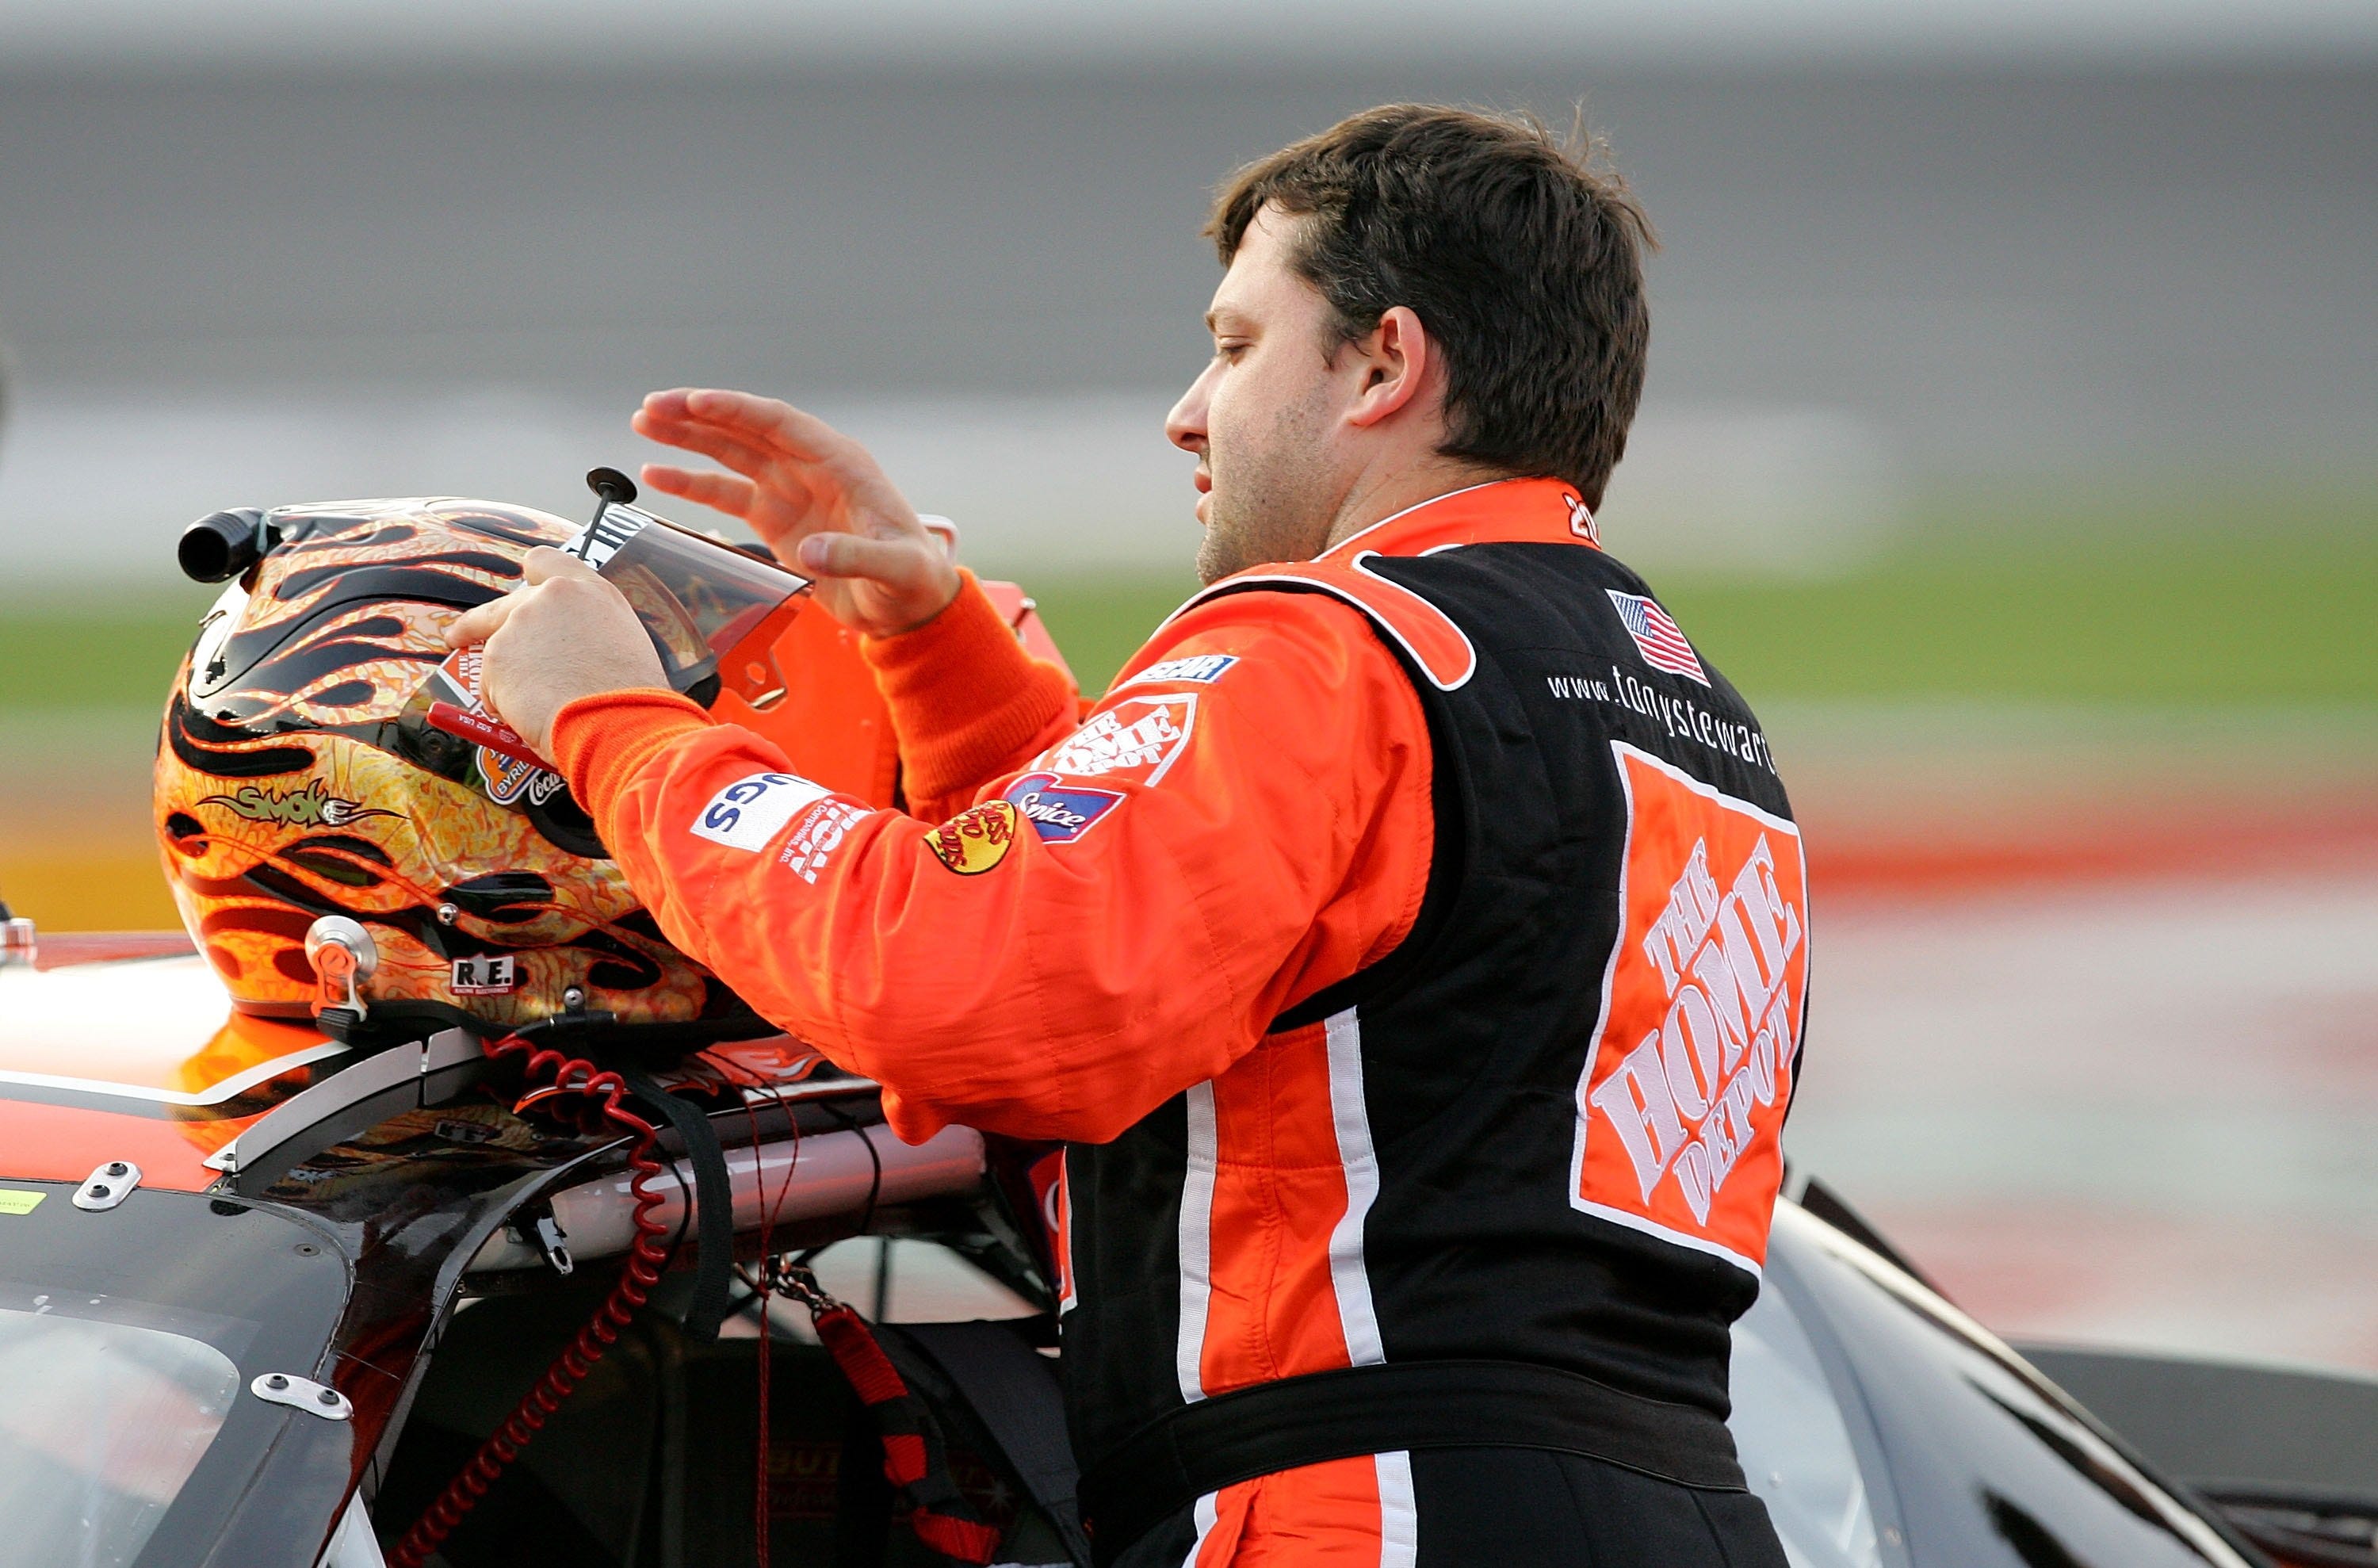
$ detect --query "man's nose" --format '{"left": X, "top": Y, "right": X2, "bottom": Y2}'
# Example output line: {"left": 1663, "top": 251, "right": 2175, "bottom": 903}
{"left": 1165, "top": 371, "right": 1212, "bottom": 454}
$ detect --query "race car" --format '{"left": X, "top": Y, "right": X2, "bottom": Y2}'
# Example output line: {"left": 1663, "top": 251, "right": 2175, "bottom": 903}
{"left": 5, "top": 927, "right": 2375, "bottom": 1568}
{"left": 3, "top": 488, "right": 2372, "bottom": 1568}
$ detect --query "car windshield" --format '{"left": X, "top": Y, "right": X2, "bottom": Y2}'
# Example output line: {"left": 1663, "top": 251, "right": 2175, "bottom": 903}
{"left": 0, "top": 1305, "right": 243, "bottom": 1568}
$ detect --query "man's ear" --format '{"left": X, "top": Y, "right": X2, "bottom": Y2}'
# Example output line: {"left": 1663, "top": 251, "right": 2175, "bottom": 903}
{"left": 1344, "top": 305, "right": 1432, "bottom": 430}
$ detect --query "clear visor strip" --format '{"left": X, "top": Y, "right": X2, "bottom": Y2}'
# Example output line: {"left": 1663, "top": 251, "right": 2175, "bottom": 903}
{"left": 566, "top": 503, "right": 656, "bottom": 568}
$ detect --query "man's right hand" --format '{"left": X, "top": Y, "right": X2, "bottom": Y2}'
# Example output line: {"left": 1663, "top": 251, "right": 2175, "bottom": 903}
{"left": 633, "top": 388, "right": 962, "bottom": 639}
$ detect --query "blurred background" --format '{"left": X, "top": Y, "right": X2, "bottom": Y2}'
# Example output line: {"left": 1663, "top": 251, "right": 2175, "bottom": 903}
{"left": 1, "top": 1, "right": 2372, "bottom": 1371}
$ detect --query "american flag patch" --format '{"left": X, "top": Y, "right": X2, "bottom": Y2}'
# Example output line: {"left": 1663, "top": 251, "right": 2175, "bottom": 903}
{"left": 1608, "top": 591, "right": 1708, "bottom": 685}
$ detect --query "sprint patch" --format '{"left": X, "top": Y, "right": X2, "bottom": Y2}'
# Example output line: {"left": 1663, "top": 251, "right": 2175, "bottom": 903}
{"left": 1118, "top": 653, "right": 1238, "bottom": 690}
{"left": 691, "top": 771, "right": 833, "bottom": 852}
{"left": 927, "top": 801, "right": 1019, "bottom": 875}
{"left": 1003, "top": 771, "right": 1124, "bottom": 843}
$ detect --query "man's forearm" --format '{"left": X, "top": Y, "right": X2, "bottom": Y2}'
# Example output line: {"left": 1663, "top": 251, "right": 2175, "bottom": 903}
{"left": 862, "top": 568, "right": 1080, "bottom": 820}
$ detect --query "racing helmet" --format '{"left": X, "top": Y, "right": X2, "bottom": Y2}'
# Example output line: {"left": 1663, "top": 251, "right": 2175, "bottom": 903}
{"left": 155, "top": 480, "right": 810, "bottom": 1048}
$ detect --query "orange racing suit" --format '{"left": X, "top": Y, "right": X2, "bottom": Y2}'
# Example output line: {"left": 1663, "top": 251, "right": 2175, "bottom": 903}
{"left": 549, "top": 477, "right": 1802, "bottom": 1566}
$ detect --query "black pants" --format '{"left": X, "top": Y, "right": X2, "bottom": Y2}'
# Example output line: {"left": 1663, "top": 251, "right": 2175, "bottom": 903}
{"left": 1111, "top": 1446, "right": 1791, "bottom": 1566}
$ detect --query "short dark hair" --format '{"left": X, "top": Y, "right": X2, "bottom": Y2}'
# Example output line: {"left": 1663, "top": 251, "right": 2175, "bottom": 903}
{"left": 1209, "top": 105, "right": 1654, "bottom": 511}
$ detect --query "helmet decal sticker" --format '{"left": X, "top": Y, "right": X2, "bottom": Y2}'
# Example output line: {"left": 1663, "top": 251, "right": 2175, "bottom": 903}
{"left": 450, "top": 955, "right": 521, "bottom": 996}
{"left": 426, "top": 644, "right": 570, "bottom": 807}
{"left": 197, "top": 781, "right": 397, "bottom": 828}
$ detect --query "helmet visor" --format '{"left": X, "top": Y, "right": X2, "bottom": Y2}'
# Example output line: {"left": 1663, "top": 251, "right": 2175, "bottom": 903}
{"left": 566, "top": 503, "right": 810, "bottom": 702}
{"left": 388, "top": 501, "right": 809, "bottom": 831}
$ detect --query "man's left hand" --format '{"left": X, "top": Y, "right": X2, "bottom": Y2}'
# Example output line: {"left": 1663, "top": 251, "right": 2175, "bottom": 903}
{"left": 443, "top": 548, "right": 671, "bottom": 759}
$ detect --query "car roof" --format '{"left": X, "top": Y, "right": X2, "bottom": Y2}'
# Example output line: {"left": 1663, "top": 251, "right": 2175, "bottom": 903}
{"left": 0, "top": 938, "right": 339, "bottom": 1191}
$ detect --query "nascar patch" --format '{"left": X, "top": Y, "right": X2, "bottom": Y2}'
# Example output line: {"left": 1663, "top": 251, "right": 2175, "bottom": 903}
{"left": 927, "top": 801, "right": 1019, "bottom": 875}
{"left": 690, "top": 771, "right": 834, "bottom": 852}
{"left": 1036, "top": 694, "right": 1196, "bottom": 785}
{"left": 1003, "top": 771, "right": 1124, "bottom": 843}
{"left": 1118, "top": 653, "right": 1238, "bottom": 690}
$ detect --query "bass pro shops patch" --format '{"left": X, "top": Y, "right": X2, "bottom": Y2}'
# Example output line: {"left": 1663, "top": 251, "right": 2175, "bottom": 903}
{"left": 927, "top": 801, "right": 1020, "bottom": 875}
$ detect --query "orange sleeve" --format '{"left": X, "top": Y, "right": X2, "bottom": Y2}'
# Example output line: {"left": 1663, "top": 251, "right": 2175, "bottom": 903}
{"left": 860, "top": 569, "right": 1080, "bottom": 822}
{"left": 549, "top": 591, "right": 1433, "bottom": 1146}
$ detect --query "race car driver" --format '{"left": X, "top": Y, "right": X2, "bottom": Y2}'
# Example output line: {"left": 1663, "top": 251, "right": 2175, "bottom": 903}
{"left": 451, "top": 105, "right": 1803, "bottom": 1566}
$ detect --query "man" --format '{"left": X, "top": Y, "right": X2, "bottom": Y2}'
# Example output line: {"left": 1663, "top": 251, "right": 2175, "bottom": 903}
{"left": 454, "top": 105, "right": 1802, "bottom": 1566}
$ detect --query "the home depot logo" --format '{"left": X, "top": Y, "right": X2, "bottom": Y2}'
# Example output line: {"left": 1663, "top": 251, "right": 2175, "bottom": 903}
{"left": 1573, "top": 744, "right": 1806, "bottom": 1275}
{"left": 1037, "top": 694, "right": 1197, "bottom": 785}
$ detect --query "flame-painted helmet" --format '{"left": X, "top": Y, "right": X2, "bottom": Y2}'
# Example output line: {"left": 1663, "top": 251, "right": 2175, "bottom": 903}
{"left": 155, "top": 489, "right": 809, "bottom": 1049}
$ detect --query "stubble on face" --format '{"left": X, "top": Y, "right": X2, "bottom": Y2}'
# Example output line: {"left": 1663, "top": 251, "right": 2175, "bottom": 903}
{"left": 1180, "top": 207, "right": 1356, "bottom": 584}
{"left": 1195, "top": 373, "right": 1340, "bottom": 584}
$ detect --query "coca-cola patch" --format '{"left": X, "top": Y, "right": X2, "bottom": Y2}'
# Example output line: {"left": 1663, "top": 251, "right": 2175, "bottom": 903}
{"left": 432, "top": 644, "right": 568, "bottom": 807}
{"left": 1034, "top": 694, "right": 1197, "bottom": 785}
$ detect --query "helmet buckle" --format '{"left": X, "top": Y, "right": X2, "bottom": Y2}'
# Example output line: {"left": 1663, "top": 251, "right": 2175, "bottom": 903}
{"left": 304, "top": 916, "right": 379, "bottom": 1020}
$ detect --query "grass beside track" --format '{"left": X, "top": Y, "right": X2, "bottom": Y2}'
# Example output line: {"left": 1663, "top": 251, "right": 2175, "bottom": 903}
{"left": 5, "top": 515, "right": 2370, "bottom": 930}
{"left": 1028, "top": 526, "right": 2378, "bottom": 705}
{"left": 5, "top": 517, "right": 2373, "bottom": 713}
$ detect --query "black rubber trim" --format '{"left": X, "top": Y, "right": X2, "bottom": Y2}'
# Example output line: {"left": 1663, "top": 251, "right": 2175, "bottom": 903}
{"left": 1076, "top": 1358, "right": 1745, "bottom": 1565}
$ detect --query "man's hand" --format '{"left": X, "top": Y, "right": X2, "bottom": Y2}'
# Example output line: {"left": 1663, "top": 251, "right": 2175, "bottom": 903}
{"left": 633, "top": 388, "right": 962, "bottom": 638}
{"left": 443, "top": 549, "right": 671, "bottom": 759}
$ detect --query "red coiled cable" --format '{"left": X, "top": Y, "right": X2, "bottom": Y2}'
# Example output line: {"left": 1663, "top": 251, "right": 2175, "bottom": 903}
{"left": 386, "top": 1033, "right": 674, "bottom": 1568}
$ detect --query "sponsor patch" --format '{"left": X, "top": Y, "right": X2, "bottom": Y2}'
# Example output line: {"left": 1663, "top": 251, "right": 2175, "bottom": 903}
{"left": 1573, "top": 744, "right": 1806, "bottom": 1275}
{"left": 1118, "top": 653, "right": 1239, "bottom": 690}
{"left": 926, "top": 801, "right": 1019, "bottom": 875}
{"left": 779, "top": 798, "right": 869, "bottom": 885}
{"left": 1036, "top": 694, "right": 1197, "bottom": 785}
{"left": 199, "top": 780, "right": 396, "bottom": 828}
{"left": 450, "top": 954, "right": 521, "bottom": 996}
{"left": 1001, "top": 771, "right": 1124, "bottom": 844}
{"left": 431, "top": 645, "right": 569, "bottom": 806}
{"left": 483, "top": 750, "right": 568, "bottom": 809}
{"left": 1607, "top": 590, "right": 1708, "bottom": 686}
{"left": 690, "top": 771, "right": 834, "bottom": 852}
